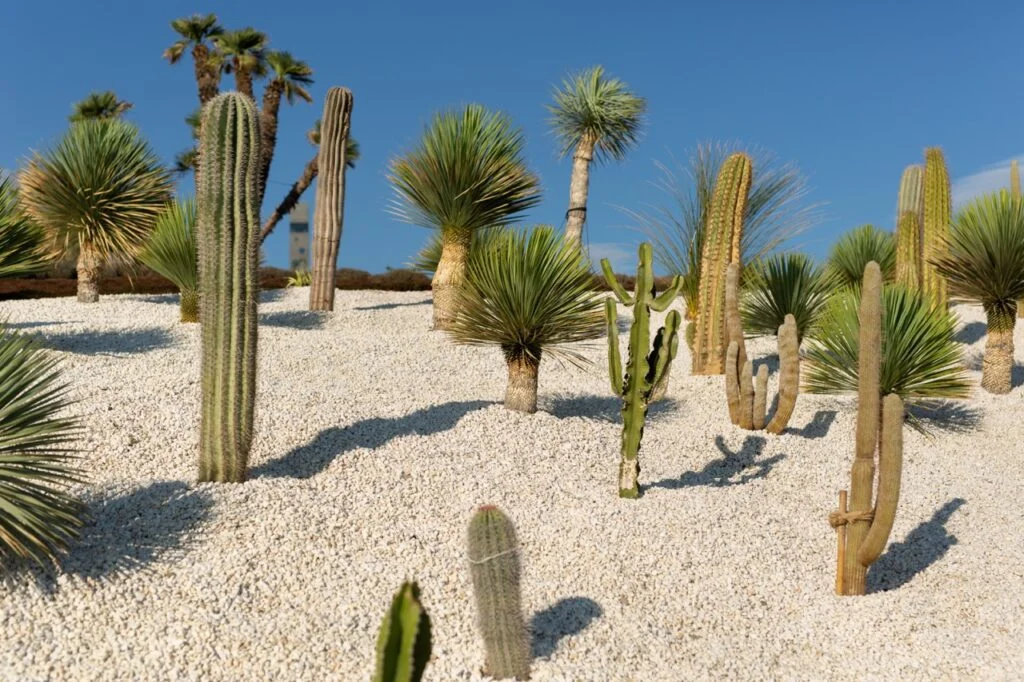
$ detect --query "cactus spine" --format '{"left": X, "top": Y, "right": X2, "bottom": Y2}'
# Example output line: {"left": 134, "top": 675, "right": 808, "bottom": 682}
{"left": 309, "top": 87, "right": 354, "bottom": 311}
{"left": 602, "top": 243, "right": 683, "bottom": 498}
{"left": 467, "top": 506, "right": 531, "bottom": 680}
{"left": 922, "top": 148, "right": 951, "bottom": 309}
{"left": 197, "top": 93, "right": 260, "bottom": 484}
{"left": 374, "top": 581, "right": 432, "bottom": 682}
{"left": 829, "top": 262, "right": 904, "bottom": 596}
{"left": 693, "top": 152, "right": 752, "bottom": 375}
{"left": 895, "top": 165, "right": 924, "bottom": 289}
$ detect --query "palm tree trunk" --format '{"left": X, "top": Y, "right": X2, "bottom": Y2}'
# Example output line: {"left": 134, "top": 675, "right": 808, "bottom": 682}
{"left": 257, "top": 82, "right": 284, "bottom": 208}
{"left": 432, "top": 228, "right": 471, "bottom": 330}
{"left": 565, "top": 136, "right": 596, "bottom": 253}
{"left": 76, "top": 241, "right": 101, "bottom": 303}
{"left": 982, "top": 304, "right": 1016, "bottom": 394}
{"left": 260, "top": 155, "right": 318, "bottom": 243}
{"left": 180, "top": 289, "right": 199, "bottom": 323}
{"left": 235, "top": 64, "right": 254, "bottom": 101}
{"left": 504, "top": 351, "right": 540, "bottom": 413}
{"left": 192, "top": 44, "right": 220, "bottom": 105}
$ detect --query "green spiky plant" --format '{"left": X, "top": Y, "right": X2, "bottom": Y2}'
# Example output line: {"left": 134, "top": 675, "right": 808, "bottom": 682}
{"left": 895, "top": 165, "right": 924, "bottom": 289}
{"left": 602, "top": 243, "right": 683, "bottom": 498}
{"left": 825, "top": 224, "right": 896, "bottom": 289}
{"left": 407, "top": 226, "right": 506, "bottom": 276}
{"left": 445, "top": 226, "right": 604, "bottom": 414}
{"left": 69, "top": 90, "right": 133, "bottom": 122}
{"left": 138, "top": 198, "right": 199, "bottom": 322}
{"left": 1011, "top": 160, "right": 1024, "bottom": 319}
{"left": 467, "top": 505, "right": 531, "bottom": 680}
{"left": 373, "top": 581, "right": 432, "bottom": 682}
{"left": 932, "top": 190, "right": 1024, "bottom": 394}
{"left": 389, "top": 105, "right": 542, "bottom": 330}
{"left": 212, "top": 28, "right": 269, "bottom": 100}
{"left": 286, "top": 268, "right": 312, "bottom": 287}
{"left": 740, "top": 252, "right": 835, "bottom": 343}
{"left": 922, "top": 147, "right": 951, "bottom": 309}
{"left": 196, "top": 93, "right": 260, "bottom": 483}
{"left": 0, "top": 176, "right": 49, "bottom": 278}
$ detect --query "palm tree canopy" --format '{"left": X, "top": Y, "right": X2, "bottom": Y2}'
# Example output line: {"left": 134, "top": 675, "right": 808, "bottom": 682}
{"left": 214, "top": 28, "right": 269, "bottom": 76}
{"left": 0, "top": 175, "right": 49, "bottom": 278}
{"left": 932, "top": 190, "right": 1024, "bottom": 307}
{"left": 388, "top": 104, "right": 542, "bottom": 234}
{"left": 825, "top": 224, "right": 896, "bottom": 288}
{"left": 741, "top": 252, "right": 835, "bottom": 340}
{"left": 445, "top": 225, "right": 605, "bottom": 367}
{"left": 265, "top": 51, "right": 314, "bottom": 103}
{"left": 138, "top": 198, "right": 197, "bottom": 292}
{"left": 163, "top": 13, "right": 223, "bottom": 63}
{"left": 18, "top": 119, "right": 173, "bottom": 260}
{"left": 547, "top": 65, "right": 646, "bottom": 164}
{"left": 69, "top": 91, "right": 132, "bottom": 122}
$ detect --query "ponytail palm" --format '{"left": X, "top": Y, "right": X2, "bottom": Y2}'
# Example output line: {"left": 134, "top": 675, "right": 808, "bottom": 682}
{"left": 389, "top": 104, "right": 542, "bottom": 330}
{"left": 741, "top": 252, "right": 834, "bottom": 342}
{"left": 826, "top": 224, "right": 896, "bottom": 288}
{"left": 445, "top": 226, "right": 604, "bottom": 413}
{"left": 0, "top": 176, "right": 48, "bottom": 278}
{"left": 932, "top": 190, "right": 1024, "bottom": 394}
{"left": 138, "top": 199, "right": 198, "bottom": 322}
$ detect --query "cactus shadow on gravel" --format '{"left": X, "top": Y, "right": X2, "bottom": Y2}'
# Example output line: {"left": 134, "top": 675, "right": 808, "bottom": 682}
{"left": 259, "top": 310, "right": 328, "bottom": 330}
{"left": 785, "top": 409, "right": 837, "bottom": 439}
{"left": 907, "top": 401, "right": 983, "bottom": 433}
{"left": 31, "top": 327, "right": 173, "bottom": 355}
{"left": 543, "top": 394, "right": 681, "bottom": 423}
{"left": 530, "top": 597, "right": 603, "bottom": 659}
{"left": 867, "top": 497, "right": 966, "bottom": 593}
{"left": 953, "top": 321, "right": 986, "bottom": 346}
{"left": 644, "top": 435, "right": 785, "bottom": 491}
{"left": 252, "top": 400, "right": 492, "bottom": 479}
{"left": 352, "top": 299, "right": 430, "bottom": 311}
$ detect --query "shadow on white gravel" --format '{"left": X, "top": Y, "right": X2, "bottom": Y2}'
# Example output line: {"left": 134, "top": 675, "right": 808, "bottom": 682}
{"left": 868, "top": 497, "right": 967, "bottom": 593}
{"left": 530, "top": 597, "right": 602, "bottom": 659}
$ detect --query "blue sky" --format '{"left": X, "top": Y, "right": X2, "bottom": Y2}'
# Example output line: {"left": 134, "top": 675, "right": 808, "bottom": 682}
{"left": 2, "top": 1, "right": 1021, "bottom": 274}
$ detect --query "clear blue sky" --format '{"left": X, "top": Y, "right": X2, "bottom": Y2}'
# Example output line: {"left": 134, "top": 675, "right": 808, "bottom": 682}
{"left": 2, "top": 1, "right": 1021, "bottom": 274}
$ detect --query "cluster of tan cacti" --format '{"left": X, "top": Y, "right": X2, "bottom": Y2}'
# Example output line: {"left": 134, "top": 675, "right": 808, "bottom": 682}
{"left": 894, "top": 148, "right": 951, "bottom": 310}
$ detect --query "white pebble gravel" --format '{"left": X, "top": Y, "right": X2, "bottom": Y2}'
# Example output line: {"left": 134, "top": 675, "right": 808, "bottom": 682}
{"left": 0, "top": 287, "right": 1022, "bottom": 681}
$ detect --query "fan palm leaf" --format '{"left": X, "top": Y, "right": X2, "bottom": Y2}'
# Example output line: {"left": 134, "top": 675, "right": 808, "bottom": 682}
{"left": 0, "top": 176, "right": 49, "bottom": 278}
{"left": 741, "top": 252, "right": 835, "bottom": 342}
{"left": 138, "top": 198, "right": 198, "bottom": 322}
{"left": 213, "top": 28, "right": 269, "bottom": 98}
{"left": 825, "top": 224, "right": 896, "bottom": 288}
{"left": 69, "top": 91, "right": 132, "bottom": 122}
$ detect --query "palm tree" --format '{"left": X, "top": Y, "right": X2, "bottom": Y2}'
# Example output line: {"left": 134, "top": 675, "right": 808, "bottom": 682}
{"left": 163, "top": 13, "right": 224, "bottom": 106}
{"left": 741, "top": 252, "right": 835, "bottom": 343}
{"left": 932, "top": 190, "right": 1024, "bottom": 394}
{"left": 548, "top": 66, "right": 646, "bottom": 252}
{"left": 389, "top": 104, "right": 542, "bottom": 330}
{"left": 0, "top": 176, "right": 49, "bottom": 278}
{"left": 825, "top": 224, "right": 896, "bottom": 288}
{"left": 173, "top": 109, "right": 203, "bottom": 176}
{"left": 18, "top": 119, "right": 173, "bottom": 302}
{"left": 138, "top": 199, "right": 198, "bottom": 323}
{"left": 69, "top": 91, "right": 132, "bottom": 122}
{"left": 213, "top": 28, "right": 269, "bottom": 100}
{"left": 257, "top": 51, "right": 314, "bottom": 204}
{"left": 445, "top": 226, "right": 605, "bottom": 413}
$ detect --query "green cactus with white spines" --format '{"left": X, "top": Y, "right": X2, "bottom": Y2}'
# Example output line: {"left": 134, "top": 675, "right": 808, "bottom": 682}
{"left": 895, "top": 164, "right": 923, "bottom": 289}
{"left": 601, "top": 243, "right": 683, "bottom": 499}
{"left": 922, "top": 148, "right": 951, "bottom": 309}
{"left": 373, "top": 581, "right": 432, "bottom": 682}
{"left": 196, "top": 92, "right": 260, "bottom": 483}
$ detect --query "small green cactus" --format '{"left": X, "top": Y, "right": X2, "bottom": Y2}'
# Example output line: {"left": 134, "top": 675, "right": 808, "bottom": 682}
{"left": 373, "top": 581, "right": 432, "bottom": 682}
{"left": 922, "top": 148, "right": 951, "bottom": 309}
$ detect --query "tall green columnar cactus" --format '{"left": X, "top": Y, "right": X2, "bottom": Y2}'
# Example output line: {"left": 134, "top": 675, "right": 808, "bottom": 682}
{"left": 602, "top": 243, "right": 683, "bottom": 499}
{"left": 197, "top": 92, "right": 260, "bottom": 484}
{"left": 467, "top": 506, "right": 531, "bottom": 680}
{"left": 309, "top": 87, "right": 354, "bottom": 311}
{"left": 373, "top": 581, "right": 432, "bottom": 682}
{"left": 1011, "top": 159, "right": 1021, "bottom": 197}
{"left": 922, "top": 148, "right": 951, "bottom": 309}
{"left": 895, "top": 164, "right": 924, "bottom": 289}
{"left": 829, "top": 262, "right": 904, "bottom": 596}
{"left": 693, "top": 152, "right": 752, "bottom": 375}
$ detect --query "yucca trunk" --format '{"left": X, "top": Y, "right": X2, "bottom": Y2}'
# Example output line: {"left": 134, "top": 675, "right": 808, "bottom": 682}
{"left": 564, "top": 135, "right": 596, "bottom": 252}
{"left": 257, "top": 81, "right": 284, "bottom": 206}
{"left": 76, "top": 241, "right": 101, "bottom": 303}
{"left": 981, "top": 303, "right": 1016, "bottom": 394}
{"left": 432, "top": 227, "right": 471, "bottom": 330}
{"left": 180, "top": 289, "right": 199, "bottom": 323}
{"left": 503, "top": 350, "right": 540, "bottom": 414}
{"left": 260, "top": 155, "right": 318, "bottom": 243}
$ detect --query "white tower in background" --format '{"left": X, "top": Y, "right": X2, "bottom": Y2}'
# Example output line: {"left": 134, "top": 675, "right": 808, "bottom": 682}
{"left": 289, "top": 203, "right": 310, "bottom": 271}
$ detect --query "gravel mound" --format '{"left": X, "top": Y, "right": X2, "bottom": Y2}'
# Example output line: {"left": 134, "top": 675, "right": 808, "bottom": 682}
{"left": 0, "top": 288, "right": 1021, "bottom": 681}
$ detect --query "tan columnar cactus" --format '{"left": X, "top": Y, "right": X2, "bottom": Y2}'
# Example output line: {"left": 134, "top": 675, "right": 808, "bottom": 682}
{"left": 895, "top": 164, "right": 924, "bottom": 289}
{"left": 765, "top": 314, "right": 800, "bottom": 435}
{"left": 921, "top": 148, "right": 951, "bottom": 309}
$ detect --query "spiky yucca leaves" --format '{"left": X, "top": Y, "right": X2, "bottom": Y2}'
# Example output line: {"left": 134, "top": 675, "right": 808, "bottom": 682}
{"left": 138, "top": 199, "right": 199, "bottom": 322}
{"left": 286, "top": 268, "right": 312, "bottom": 287}
{"left": 389, "top": 105, "right": 542, "bottom": 330}
{"left": 825, "top": 224, "right": 896, "bottom": 289}
{"left": 932, "top": 191, "right": 1024, "bottom": 394}
{"left": 445, "top": 226, "right": 604, "bottom": 413}
{"left": 922, "top": 147, "right": 952, "bottom": 309}
{"left": 18, "top": 119, "right": 173, "bottom": 302}
{"left": 407, "top": 226, "right": 507, "bottom": 276}
{"left": 373, "top": 581, "right": 432, "bottom": 682}
{"left": 0, "top": 328, "right": 84, "bottom": 568}
{"left": 69, "top": 91, "right": 132, "bottom": 122}
{"left": 0, "top": 176, "right": 48, "bottom": 278}
{"left": 741, "top": 252, "right": 834, "bottom": 343}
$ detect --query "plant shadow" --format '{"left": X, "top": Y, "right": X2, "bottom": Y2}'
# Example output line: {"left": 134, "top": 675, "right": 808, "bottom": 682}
{"left": 259, "top": 310, "right": 328, "bottom": 330}
{"left": 136, "top": 293, "right": 179, "bottom": 306}
{"left": 2, "top": 320, "right": 83, "bottom": 330}
{"left": 260, "top": 288, "right": 289, "bottom": 303}
{"left": 530, "top": 597, "right": 602, "bottom": 659}
{"left": 907, "top": 401, "right": 983, "bottom": 433}
{"left": 252, "top": 400, "right": 491, "bottom": 479}
{"left": 32, "top": 327, "right": 173, "bottom": 355}
{"left": 953, "top": 321, "right": 986, "bottom": 346}
{"left": 868, "top": 497, "right": 966, "bottom": 593}
{"left": 543, "top": 394, "right": 680, "bottom": 423}
{"left": 785, "top": 410, "right": 837, "bottom": 439}
{"left": 645, "top": 435, "right": 785, "bottom": 491}
{"left": 352, "top": 300, "right": 429, "bottom": 311}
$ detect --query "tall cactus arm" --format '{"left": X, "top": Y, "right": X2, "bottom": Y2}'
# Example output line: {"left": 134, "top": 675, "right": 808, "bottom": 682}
{"left": 647, "top": 310, "right": 681, "bottom": 389}
{"left": 724, "top": 341, "right": 741, "bottom": 425}
{"left": 753, "top": 364, "right": 769, "bottom": 430}
{"left": 605, "top": 297, "right": 623, "bottom": 395}
{"left": 857, "top": 393, "right": 904, "bottom": 567}
{"left": 373, "top": 581, "right": 432, "bottom": 682}
{"left": 650, "top": 275, "right": 683, "bottom": 312}
{"left": 738, "top": 360, "right": 755, "bottom": 429}
{"left": 765, "top": 314, "right": 800, "bottom": 434}
{"left": 600, "top": 258, "right": 634, "bottom": 305}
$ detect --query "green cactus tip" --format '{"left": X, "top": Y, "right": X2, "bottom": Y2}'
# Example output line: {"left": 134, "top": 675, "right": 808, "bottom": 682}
{"left": 373, "top": 581, "right": 432, "bottom": 682}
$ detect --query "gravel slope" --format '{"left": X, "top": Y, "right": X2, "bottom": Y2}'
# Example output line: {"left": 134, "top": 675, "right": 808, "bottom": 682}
{"left": 0, "top": 288, "right": 1021, "bottom": 681}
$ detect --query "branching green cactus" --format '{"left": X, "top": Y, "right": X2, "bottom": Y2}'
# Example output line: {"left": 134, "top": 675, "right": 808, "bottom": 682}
{"left": 467, "top": 506, "right": 531, "bottom": 680}
{"left": 374, "top": 581, "right": 432, "bottom": 682}
{"left": 922, "top": 148, "right": 951, "bottom": 309}
{"left": 197, "top": 92, "right": 260, "bottom": 483}
{"left": 895, "top": 164, "right": 923, "bottom": 289}
{"left": 601, "top": 243, "right": 683, "bottom": 499}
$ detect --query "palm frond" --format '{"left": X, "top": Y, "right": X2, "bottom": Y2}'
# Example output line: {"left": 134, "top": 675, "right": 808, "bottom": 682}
{"left": 741, "top": 252, "right": 835, "bottom": 341}
{"left": 825, "top": 224, "right": 896, "bottom": 288}
{"left": 0, "top": 176, "right": 49, "bottom": 278}
{"left": 69, "top": 91, "right": 132, "bottom": 122}
{"left": 137, "top": 198, "right": 197, "bottom": 293}
{"left": 266, "top": 51, "right": 314, "bottom": 104}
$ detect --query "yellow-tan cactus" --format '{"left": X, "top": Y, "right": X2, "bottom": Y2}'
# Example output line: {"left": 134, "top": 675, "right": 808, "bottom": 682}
{"left": 765, "top": 314, "right": 800, "bottom": 435}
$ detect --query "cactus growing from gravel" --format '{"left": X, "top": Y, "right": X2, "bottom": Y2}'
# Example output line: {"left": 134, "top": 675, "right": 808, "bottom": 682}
{"left": 373, "top": 581, "right": 432, "bottom": 682}
{"left": 309, "top": 87, "right": 354, "bottom": 312}
{"left": 922, "top": 148, "right": 951, "bottom": 309}
{"left": 693, "top": 152, "right": 752, "bottom": 375}
{"left": 196, "top": 92, "right": 260, "bottom": 483}
{"left": 829, "top": 261, "right": 904, "bottom": 596}
{"left": 601, "top": 243, "right": 683, "bottom": 498}
{"left": 895, "top": 165, "right": 924, "bottom": 289}
{"left": 467, "top": 506, "right": 531, "bottom": 680}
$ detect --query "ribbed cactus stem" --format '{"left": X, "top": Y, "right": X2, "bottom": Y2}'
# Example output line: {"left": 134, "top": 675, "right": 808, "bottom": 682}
{"left": 373, "top": 581, "right": 432, "bottom": 682}
{"left": 922, "top": 148, "right": 951, "bottom": 309}
{"left": 1011, "top": 159, "right": 1021, "bottom": 198}
{"left": 309, "top": 87, "right": 354, "bottom": 312}
{"left": 197, "top": 92, "right": 260, "bottom": 484}
{"left": 738, "top": 360, "right": 754, "bottom": 429}
{"left": 467, "top": 506, "right": 531, "bottom": 681}
{"left": 857, "top": 394, "right": 904, "bottom": 567}
{"left": 725, "top": 341, "right": 741, "bottom": 425}
{"left": 765, "top": 315, "right": 800, "bottom": 435}
{"left": 752, "top": 364, "right": 768, "bottom": 430}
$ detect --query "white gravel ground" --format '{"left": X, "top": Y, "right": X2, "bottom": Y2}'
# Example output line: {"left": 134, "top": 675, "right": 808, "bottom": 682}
{"left": 0, "top": 287, "right": 1022, "bottom": 681}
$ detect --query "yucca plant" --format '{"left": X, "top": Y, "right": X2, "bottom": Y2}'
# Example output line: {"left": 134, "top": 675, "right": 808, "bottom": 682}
{"left": 407, "top": 226, "right": 508, "bottom": 276}
{"left": 389, "top": 105, "right": 542, "bottom": 330}
{"left": 138, "top": 198, "right": 198, "bottom": 322}
{"left": 18, "top": 119, "right": 173, "bottom": 302}
{"left": 825, "top": 224, "right": 896, "bottom": 289}
{"left": 932, "top": 190, "right": 1024, "bottom": 394}
{"left": 0, "top": 176, "right": 49, "bottom": 278}
{"left": 445, "top": 225, "right": 605, "bottom": 413}
{"left": 287, "top": 268, "right": 312, "bottom": 287}
{"left": 741, "top": 252, "right": 836, "bottom": 343}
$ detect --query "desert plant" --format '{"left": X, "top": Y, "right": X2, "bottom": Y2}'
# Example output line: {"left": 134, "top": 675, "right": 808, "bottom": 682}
{"left": 138, "top": 198, "right": 199, "bottom": 322}
{"left": 373, "top": 581, "right": 432, "bottom": 682}
{"left": 212, "top": 28, "right": 269, "bottom": 100}
{"left": 825, "top": 224, "right": 896, "bottom": 289}
{"left": 69, "top": 91, "right": 132, "bottom": 122}
{"left": 547, "top": 65, "right": 646, "bottom": 252}
{"left": 407, "top": 226, "right": 507, "bottom": 276}
{"left": 467, "top": 505, "right": 531, "bottom": 680}
{"left": 922, "top": 147, "right": 952, "bottom": 309}
{"left": 932, "top": 190, "right": 1024, "bottom": 394}
{"left": 1012, "top": 161, "right": 1024, "bottom": 319}
{"left": 286, "top": 268, "right": 312, "bottom": 287}
{"left": 0, "top": 176, "right": 48, "bottom": 278}
{"left": 602, "top": 243, "right": 683, "bottom": 498}
{"left": 196, "top": 93, "right": 260, "bottom": 483}
{"left": 389, "top": 105, "right": 542, "bottom": 330}
{"left": 18, "top": 119, "right": 173, "bottom": 302}
{"left": 895, "top": 165, "right": 924, "bottom": 289}
{"left": 445, "top": 226, "right": 604, "bottom": 413}
{"left": 257, "top": 51, "right": 314, "bottom": 205}
{"left": 164, "top": 13, "right": 225, "bottom": 105}
{"left": 740, "top": 252, "right": 834, "bottom": 343}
